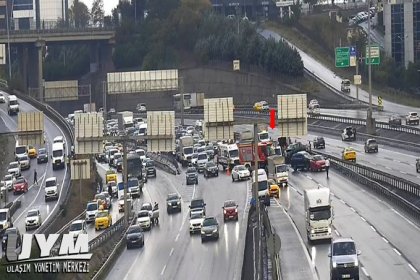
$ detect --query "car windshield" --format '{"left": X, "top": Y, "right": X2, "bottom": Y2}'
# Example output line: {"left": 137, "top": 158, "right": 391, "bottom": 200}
{"left": 136, "top": 150, "right": 145, "bottom": 156}
{"left": 146, "top": 161, "right": 155, "bottom": 167}
{"left": 141, "top": 204, "right": 152, "bottom": 211}
{"left": 343, "top": 80, "right": 350, "bottom": 86}
{"left": 187, "top": 168, "right": 196, "bottom": 174}
{"left": 27, "top": 211, "right": 38, "bottom": 217}
{"left": 138, "top": 211, "right": 149, "bottom": 218}
{"left": 229, "top": 149, "right": 239, "bottom": 158}
{"left": 4, "top": 175, "right": 12, "bottom": 181}
{"left": 190, "top": 200, "right": 204, "bottom": 208}
{"left": 0, "top": 212, "right": 7, "bottom": 221}
{"left": 192, "top": 154, "right": 198, "bottom": 159}
{"left": 96, "top": 212, "right": 108, "bottom": 218}
{"left": 45, "top": 180, "right": 56, "bottom": 188}
{"left": 312, "top": 155, "right": 324, "bottom": 161}
{"left": 127, "top": 226, "right": 142, "bottom": 234}
{"left": 53, "top": 150, "right": 63, "bottom": 157}
{"left": 236, "top": 166, "right": 246, "bottom": 171}
{"left": 198, "top": 154, "right": 207, "bottom": 160}
{"left": 15, "top": 178, "right": 24, "bottom": 184}
{"left": 190, "top": 213, "right": 203, "bottom": 219}
{"left": 15, "top": 146, "right": 26, "bottom": 154}
{"left": 206, "top": 162, "right": 215, "bottom": 167}
{"left": 167, "top": 194, "right": 179, "bottom": 201}
{"left": 184, "top": 147, "right": 193, "bottom": 154}
{"left": 259, "top": 133, "right": 269, "bottom": 140}
{"left": 202, "top": 218, "right": 217, "bottom": 227}
{"left": 333, "top": 242, "right": 356, "bottom": 256}
{"left": 38, "top": 149, "right": 46, "bottom": 155}
{"left": 95, "top": 194, "right": 105, "bottom": 200}
{"left": 309, "top": 208, "right": 331, "bottom": 220}
{"left": 276, "top": 165, "right": 288, "bottom": 173}
{"left": 411, "top": 113, "right": 418, "bottom": 117}
{"left": 128, "top": 179, "right": 139, "bottom": 187}
{"left": 368, "top": 140, "right": 377, "bottom": 145}
{"left": 18, "top": 156, "right": 28, "bottom": 161}
{"left": 69, "top": 222, "right": 83, "bottom": 231}
{"left": 258, "top": 181, "right": 268, "bottom": 191}
{"left": 87, "top": 203, "right": 98, "bottom": 211}
{"left": 224, "top": 201, "right": 236, "bottom": 208}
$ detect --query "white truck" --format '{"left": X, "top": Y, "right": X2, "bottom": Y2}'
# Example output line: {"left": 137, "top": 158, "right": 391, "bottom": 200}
{"left": 308, "top": 99, "right": 320, "bottom": 115}
{"left": 177, "top": 136, "right": 194, "bottom": 167}
{"left": 406, "top": 112, "right": 419, "bottom": 125}
{"left": 117, "top": 111, "right": 134, "bottom": 131}
{"left": 304, "top": 188, "right": 333, "bottom": 242}
{"left": 267, "top": 155, "right": 288, "bottom": 187}
{"left": 217, "top": 142, "right": 239, "bottom": 170}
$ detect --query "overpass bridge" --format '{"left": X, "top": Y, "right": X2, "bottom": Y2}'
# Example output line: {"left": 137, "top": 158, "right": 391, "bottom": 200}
{"left": 0, "top": 25, "right": 115, "bottom": 93}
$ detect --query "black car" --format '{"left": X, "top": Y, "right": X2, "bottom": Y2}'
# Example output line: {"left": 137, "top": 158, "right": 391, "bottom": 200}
{"left": 166, "top": 193, "right": 181, "bottom": 213}
{"left": 389, "top": 115, "right": 402, "bottom": 127}
{"left": 37, "top": 148, "right": 49, "bottom": 164}
{"left": 186, "top": 167, "right": 198, "bottom": 185}
{"left": 204, "top": 162, "right": 218, "bottom": 178}
{"left": 285, "top": 142, "right": 308, "bottom": 163}
{"left": 115, "top": 158, "right": 123, "bottom": 172}
{"left": 96, "top": 153, "right": 106, "bottom": 163}
{"left": 126, "top": 225, "right": 144, "bottom": 249}
{"left": 201, "top": 217, "right": 219, "bottom": 242}
{"left": 313, "top": 137, "right": 325, "bottom": 149}
{"left": 290, "top": 151, "right": 312, "bottom": 171}
{"left": 364, "top": 138, "right": 378, "bottom": 153}
{"left": 145, "top": 160, "right": 157, "bottom": 177}
{"left": 2, "top": 228, "right": 22, "bottom": 253}
{"left": 189, "top": 198, "right": 206, "bottom": 216}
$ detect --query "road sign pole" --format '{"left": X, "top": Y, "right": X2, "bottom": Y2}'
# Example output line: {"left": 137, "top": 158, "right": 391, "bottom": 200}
{"left": 367, "top": 0, "right": 374, "bottom": 135}
{"left": 356, "top": 57, "right": 359, "bottom": 101}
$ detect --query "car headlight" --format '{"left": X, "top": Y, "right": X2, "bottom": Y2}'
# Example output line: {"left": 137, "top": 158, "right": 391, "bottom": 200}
{"left": 167, "top": 202, "right": 172, "bottom": 205}
{"left": 201, "top": 230, "right": 205, "bottom": 234}
{"left": 328, "top": 227, "right": 331, "bottom": 234}
{"left": 332, "top": 262, "right": 337, "bottom": 268}
{"left": 310, "top": 229, "right": 315, "bottom": 234}
{"left": 177, "top": 201, "right": 180, "bottom": 205}
{"left": 212, "top": 229, "right": 218, "bottom": 233}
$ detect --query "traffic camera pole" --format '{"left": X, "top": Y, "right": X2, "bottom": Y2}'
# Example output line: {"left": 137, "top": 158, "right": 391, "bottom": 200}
{"left": 253, "top": 123, "right": 262, "bottom": 279}
{"left": 122, "top": 139, "right": 129, "bottom": 224}
{"left": 180, "top": 77, "right": 184, "bottom": 126}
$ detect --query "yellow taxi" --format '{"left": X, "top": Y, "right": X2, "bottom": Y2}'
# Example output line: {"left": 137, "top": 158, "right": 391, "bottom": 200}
{"left": 268, "top": 179, "right": 280, "bottom": 198}
{"left": 95, "top": 209, "right": 112, "bottom": 231}
{"left": 106, "top": 170, "right": 117, "bottom": 184}
{"left": 28, "top": 145, "right": 37, "bottom": 158}
{"left": 342, "top": 147, "right": 356, "bottom": 162}
{"left": 253, "top": 102, "right": 263, "bottom": 112}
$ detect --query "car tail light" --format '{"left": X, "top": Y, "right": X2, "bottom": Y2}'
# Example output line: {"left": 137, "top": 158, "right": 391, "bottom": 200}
{"left": 235, "top": 209, "right": 238, "bottom": 213}
{"left": 224, "top": 210, "right": 227, "bottom": 214}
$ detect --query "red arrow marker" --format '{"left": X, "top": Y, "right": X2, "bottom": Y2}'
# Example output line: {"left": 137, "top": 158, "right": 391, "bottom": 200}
{"left": 270, "top": 109, "right": 276, "bottom": 129}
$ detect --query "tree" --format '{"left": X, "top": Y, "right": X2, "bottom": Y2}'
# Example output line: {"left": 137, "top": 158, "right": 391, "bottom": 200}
{"left": 69, "top": 0, "right": 90, "bottom": 28}
{"left": 91, "top": 0, "right": 104, "bottom": 26}
{"left": 303, "top": 0, "right": 319, "bottom": 12}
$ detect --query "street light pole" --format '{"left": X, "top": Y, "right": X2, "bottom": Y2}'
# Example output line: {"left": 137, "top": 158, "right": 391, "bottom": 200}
{"left": 367, "top": 0, "right": 374, "bottom": 134}
{"left": 253, "top": 123, "right": 262, "bottom": 280}
{"left": 6, "top": 1, "right": 12, "bottom": 80}
{"left": 180, "top": 77, "right": 184, "bottom": 127}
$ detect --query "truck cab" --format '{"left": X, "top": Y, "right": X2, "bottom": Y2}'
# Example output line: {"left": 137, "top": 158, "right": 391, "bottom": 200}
{"left": 251, "top": 169, "right": 270, "bottom": 206}
{"left": 304, "top": 188, "right": 333, "bottom": 242}
{"left": 267, "top": 155, "right": 288, "bottom": 187}
{"left": 340, "top": 79, "right": 351, "bottom": 93}
{"left": 7, "top": 95, "right": 19, "bottom": 115}
{"left": 0, "top": 208, "right": 13, "bottom": 233}
{"left": 217, "top": 143, "right": 239, "bottom": 170}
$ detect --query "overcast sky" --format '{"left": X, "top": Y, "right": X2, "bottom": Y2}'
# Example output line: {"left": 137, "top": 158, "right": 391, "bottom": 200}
{"left": 80, "top": 0, "right": 119, "bottom": 16}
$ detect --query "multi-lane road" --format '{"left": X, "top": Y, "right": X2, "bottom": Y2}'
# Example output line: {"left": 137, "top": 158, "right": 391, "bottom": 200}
{"left": 0, "top": 94, "right": 70, "bottom": 236}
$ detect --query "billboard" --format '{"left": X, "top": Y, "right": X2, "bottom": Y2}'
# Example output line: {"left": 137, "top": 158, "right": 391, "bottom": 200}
{"left": 277, "top": 94, "right": 307, "bottom": 137}
{"left": 107, "top": 69, "right": 178, "bottom": 94}
{"left": 74, "top": 112, "right": 104, "bottom": 155}
{"left": 203, "top": 97, "right": 234, "bottom": 141}
{"left": 147, "top": 111, "right": 175, "bottom": 152}
{"left": 44, "top": 80, "right": 79, "bottom": 102}
{"left": 18, "top": 112, "right": 44, "bottom": 145}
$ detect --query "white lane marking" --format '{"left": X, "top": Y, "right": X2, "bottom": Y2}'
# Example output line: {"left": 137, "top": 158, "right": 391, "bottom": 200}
{"left": 408, "top": 264, "right": 418, "bottom": 273}
{"left": 175, "top": 233, "right": 180, "bottom": 242}
{"left": 391, "top": 208, "right": 419, "bottom": 230}
{"left": 382, "top": 237, "right": 389, "bottom": 244}
{"left": 370, "top": 226, "right": 376, "bottom": 232}
{"left": 417, "top": 176, "right": 420, "bottom": 180}
{"left": 360, "top": 217, "right": 366, "bottom": 222}
{"left": 290, "top": 186, "right": 297, "bottom": 192}
{"left": 361, "top": 267, "right": 370, "bottom": 277}
{"left": 192, "top": 183, "right": 196, "bottom": 199}
{"left": 339, "top": 199, "right": 345, "bottom": 204}
{"left": 334, "top": 229, "right": 340, "bottom": 236}
{"left": 160, "top": 264, "right": 167, "bottom": 276}
{"left": 393, "top": 248, "right": 402, "bottom": 256}
{"left": 169, "top": 248, "right": 174, "bottom": 256}
{"left": 385, "top": 166, "right": 392, "bottom": 170}
{"left": 400, "top": 171, "right": 407, "bottom": 174}
{"left": 317, "top": 184, "right": 323, "bottom": 188}
{"left": 350, "top": 207, "right": 355, "bottom": 212}
{"left": 306, "top": 175, "right": 313, "bottom": 180}
{"left": 394, "top": 160, "right": 401, "bottom": 163}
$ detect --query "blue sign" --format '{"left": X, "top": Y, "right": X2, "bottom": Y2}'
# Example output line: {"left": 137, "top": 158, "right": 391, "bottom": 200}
{"left": 350, "top": 46, "right": 357, "bottom": 57}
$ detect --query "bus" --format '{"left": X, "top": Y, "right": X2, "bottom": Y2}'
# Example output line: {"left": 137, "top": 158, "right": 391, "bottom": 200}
{"left": 173, "top": 93, "right": 191, "bottom": 111}
{"left": 127, "top": 153, "right": 144, "bottom": 181}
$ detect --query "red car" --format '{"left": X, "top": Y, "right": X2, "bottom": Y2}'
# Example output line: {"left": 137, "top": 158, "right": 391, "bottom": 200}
{"left": 310, "top": 155, "right": 326, "bottom": 172}
{"left": 13, "top": 177, "right": 28, "bottom": 195}
{"left": 223, "top": 200, "right": 238, "bottom": 222}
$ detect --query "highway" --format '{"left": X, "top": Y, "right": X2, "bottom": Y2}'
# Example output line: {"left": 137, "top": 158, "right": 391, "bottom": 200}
{"left": 0, "top": 94, "right": 70, "bottom": 236}
{"left": 260, "top": 29, "right": 420, "bottom": 114}
{"left": 278, "top": 166, "right": 420, "bottom": 280}
{"left": 107, "top": 165, "right": 249, "bottom": 280}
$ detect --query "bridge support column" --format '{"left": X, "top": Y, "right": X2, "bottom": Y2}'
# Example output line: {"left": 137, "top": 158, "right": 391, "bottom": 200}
{"left": 35, "top": 40, "right": 45, "bottom": 102}
{"left": 99, "top": 42, "right": 115, "bottom": 73}
{"left": 18, "top": 46, "right": 29, "bottom": 92}
{"left": 90, "top": 42, "right": 99, "bottom": 73}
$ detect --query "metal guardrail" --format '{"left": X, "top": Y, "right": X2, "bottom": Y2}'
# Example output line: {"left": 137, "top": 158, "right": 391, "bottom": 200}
{"left": 89, "top": 216, "right": 127, "bottom": 251}
{"left": 312, "top": 150, "right": 420, "bottom": 222}
{"left": 262, "top": 207, "right": 282, "bottom": 280}
{"left": 147, "top": 152, "right": 177, "bottom": 175}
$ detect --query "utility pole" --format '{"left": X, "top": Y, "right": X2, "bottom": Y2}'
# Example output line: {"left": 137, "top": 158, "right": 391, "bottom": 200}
{"left": 102, "top": 81, "right": 107, "bottom": 130}
{"left": 5, "top": 1, "right": 11, "bottom": 80}
{"left": 180, "top": 77, "right": 184, "bottom": 126}
{"left": 356, "top": 56, "right": 359, "bottom": 101}
{"left": 366, "top": 0, "right": 374, "bottom": 134}
{"left": 253, "top": 123, "right": 262, "bottom": 280}
{"left": 122, "top": 140, "right": 129, "bottom": 223}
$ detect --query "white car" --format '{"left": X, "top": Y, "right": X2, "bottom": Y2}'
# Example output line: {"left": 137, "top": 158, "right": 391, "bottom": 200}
{"left": 0, "top": 92, "right": 5, "bottom": 103}
{"left": 45, "top": 177, "right": 59, "bottom": 201}
{"left": 196, "top": 152, "right": 208, "bottom": 172}
{"left": 136, "top": 103, "right": 147, "bottom": 113}
{"left": 25, "top": 209, "right": 42, "bottom": 231}
{"left": 3, "top": 174, "right": 16, "bottom": 191}
{"left": 86, "top": 201, "right": 99, "bottom": 223}
{"left": 68, "top": 220, "right": 87, "bottom": 239}
{"left": 17, "top": 154, "right": 30, "bottom": 170}
{"left": 8, "top": 161, "right": 21, "bottom": 177}
{"left": 137, "top": 210, "right": 151, "bottom": 230}
{"left": 135, "top": 149, "right": 146, "bottom": 161}
{"left": 189, "top": 211, "right": 205, "bottom": 234}
{"left": 232, "top": 165, "right": 251, "bottom": 182}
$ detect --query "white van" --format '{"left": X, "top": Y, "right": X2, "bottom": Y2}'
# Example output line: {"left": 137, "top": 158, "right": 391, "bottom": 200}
{"left": 15, "top": 142, "right": 28, "bottom": 160}
{"left": 7, "top": 95, "right": 19, "bottom": 115}
{"left": 252, "top": 169, "right": 269, "bottom": 198}
{"left": 52, "top": 143, "right": 65, "bottom": 170}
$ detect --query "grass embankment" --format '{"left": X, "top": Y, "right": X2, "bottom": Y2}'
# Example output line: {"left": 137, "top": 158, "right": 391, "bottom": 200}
{"left": 264, "top": 17, "right": 420, "bottom": 108}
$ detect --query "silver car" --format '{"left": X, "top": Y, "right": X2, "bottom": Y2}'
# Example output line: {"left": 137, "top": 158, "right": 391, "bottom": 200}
{"left": 17, "top": 155, "right": 30, "bottom": 170}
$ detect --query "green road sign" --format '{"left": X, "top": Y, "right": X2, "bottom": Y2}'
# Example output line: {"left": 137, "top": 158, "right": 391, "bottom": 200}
{"left": 335, "top": 47, "right": 350, "bottom": 68}
{"left": 365, "top": 45, "right": 380, "bottom": 65}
